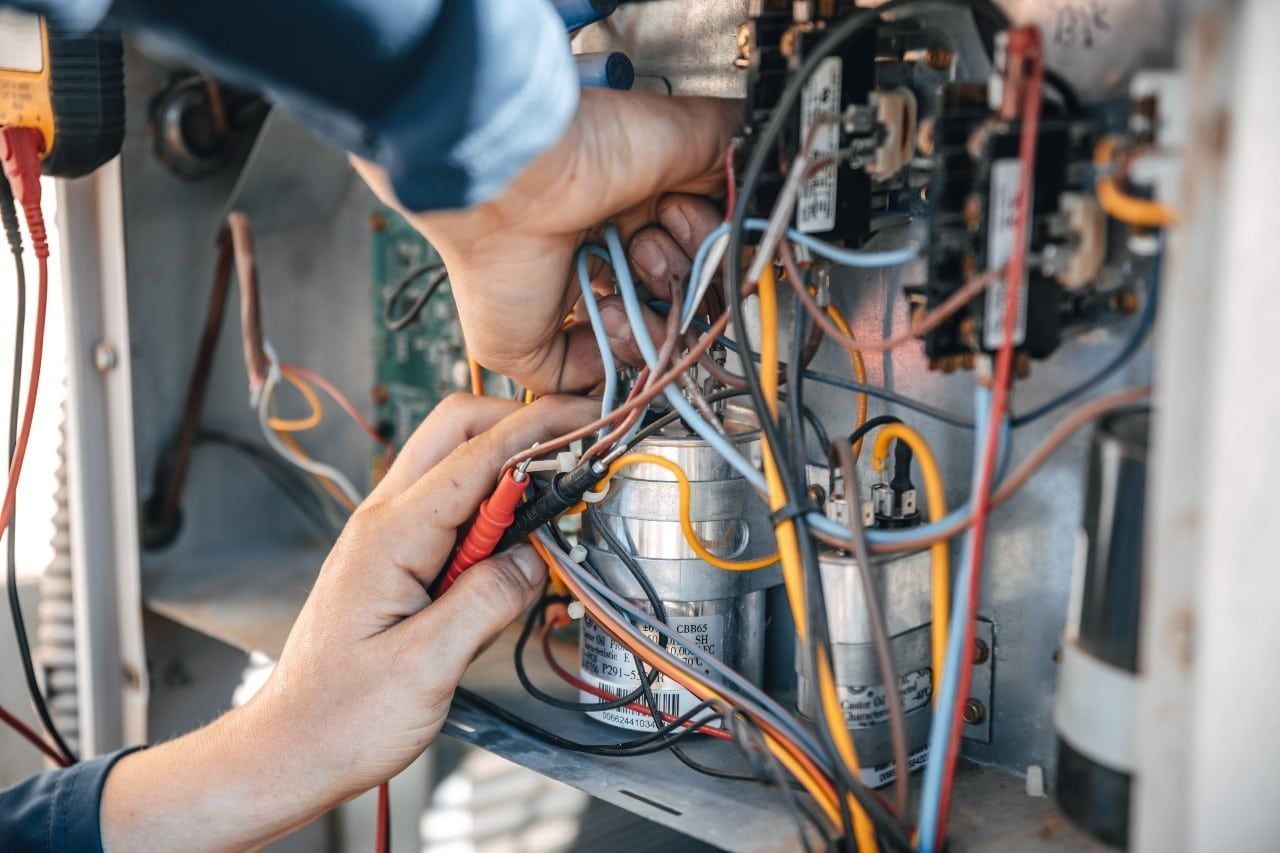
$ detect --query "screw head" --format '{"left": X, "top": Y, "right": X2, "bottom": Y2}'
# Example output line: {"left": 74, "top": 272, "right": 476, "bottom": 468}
{"left": 962, "top": 698, "right": 987, "bottom": 726}
{"left": 93, "top": 342, "right": 118, "bottom": 372}
{"left": 972, "top": 638, "right": 990, "bottom": 665}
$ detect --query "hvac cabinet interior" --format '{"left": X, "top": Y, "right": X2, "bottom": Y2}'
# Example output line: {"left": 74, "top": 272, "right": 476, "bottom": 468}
{"left": 53, "top": 0, "right": 1280, "bottom": 850}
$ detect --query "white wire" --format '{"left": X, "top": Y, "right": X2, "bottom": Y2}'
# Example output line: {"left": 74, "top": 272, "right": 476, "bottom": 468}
{"left": 258, "top": 341, "right": 365, "bottom": 508}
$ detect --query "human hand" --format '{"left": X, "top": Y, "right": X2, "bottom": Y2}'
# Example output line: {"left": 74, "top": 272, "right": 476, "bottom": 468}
{"left": 101, "top": 394, "right": 596, "bottom": 851}
{"left": 355, "top": 88, "right": 740, "bottom": 394}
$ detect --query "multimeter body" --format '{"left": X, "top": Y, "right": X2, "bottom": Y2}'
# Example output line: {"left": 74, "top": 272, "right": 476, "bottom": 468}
{"left": 0, "top": 11, "right": 124, "bottom": 178}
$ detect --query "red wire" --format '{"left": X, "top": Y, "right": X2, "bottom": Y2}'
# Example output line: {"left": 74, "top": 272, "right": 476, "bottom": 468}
{"left": 539, "top": 622, "right": 732, "bottom": 741}
{"left": 0, "top": 210, "right": 47, "bottom": 562}
{"left": 932, "top": 29, "right": 1045, "bottom": 847}
{"left": 0, "top": 703, "right": 71, "bottom": 767}
{"left": 375, "top": 780, "right": 390, "bottom": 853}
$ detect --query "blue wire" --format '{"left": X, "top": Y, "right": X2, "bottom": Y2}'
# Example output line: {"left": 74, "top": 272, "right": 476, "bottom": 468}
{"left": 576, "top": 243, "right": 618, "bottom": 435}
{"left": 918, "top": 386, "right": 994, "bottom": 851}
{"left": 682, "top": 220, "right": 920, "bottom": 325}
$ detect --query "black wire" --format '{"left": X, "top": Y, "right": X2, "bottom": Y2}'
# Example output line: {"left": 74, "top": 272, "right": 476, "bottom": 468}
{"left": 1, "top": 183, "right": 78, "bottom": 766}
{"left": 454, "top": 686, "right": 726, "bottom": 757}
{"left": 789, "top": 304, "right": 811, "bottom": 479}
{"left": 194, "top": 430, "right": 341, "bottom": 537}
{"left": 382, "top": 263, "right": 449, "bottom": 332}
{"left": 848, "top": 414, "right": 904, "bottom": 448}
{"left": 514, "top": 594, "right": 660, "bottom": 713}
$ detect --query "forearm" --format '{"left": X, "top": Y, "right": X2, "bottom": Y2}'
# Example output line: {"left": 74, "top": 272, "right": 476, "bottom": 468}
{"left": 6, "top": 0, "right": 579, "bottom": 211}
{"left": 100, "top": 697, "right": 344, "bottom": 852}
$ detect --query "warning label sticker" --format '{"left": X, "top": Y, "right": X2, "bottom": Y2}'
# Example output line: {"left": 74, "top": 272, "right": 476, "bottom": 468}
{"left": 836, "top": 666, "right": 933, "bottom": 730}
{"left": 984, "top": 158, "right": 1032, "bottom": 349}
{"left": 579, "top": 613, "right": 725, "bottom": 731}
{"left": 796, "top": 56, "right": 842, "bottom": 234}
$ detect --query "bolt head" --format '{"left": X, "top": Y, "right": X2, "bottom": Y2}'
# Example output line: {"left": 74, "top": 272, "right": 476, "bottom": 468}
{"left": 962, "top": 698, "right": 987, "bottom": 725}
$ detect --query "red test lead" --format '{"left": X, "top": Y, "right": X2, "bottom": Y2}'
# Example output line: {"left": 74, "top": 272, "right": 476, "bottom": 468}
{"left": 432, "top": 463, "right": 532, "bottom": 596}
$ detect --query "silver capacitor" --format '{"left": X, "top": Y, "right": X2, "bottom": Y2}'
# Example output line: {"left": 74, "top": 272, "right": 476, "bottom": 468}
{"left": 795, "top": 548, "right": 934, "bottom": 787}
{"left": 578, "top": 421, "right": 780, "bottom": 731}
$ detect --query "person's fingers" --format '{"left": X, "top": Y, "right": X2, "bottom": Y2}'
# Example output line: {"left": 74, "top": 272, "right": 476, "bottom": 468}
{"left": 566, "top": 91, "right": 741, "bottom": 227}
{"left": 596, "top": 294, "right": 669, "bottom": 369}
{"left": 400, "top": 543, "right": 546, "bottom": 684}
{"left": 628, "top": 226, "right": 690, "bottom": 301}
{"left": 656, "top": 194, "right": 726, "bottom": 258}
{"left": 368, "top": 395, "right": 597, "bottom": 585}
{"left": 368, "top": 393, "right": 523, "bottom": 502}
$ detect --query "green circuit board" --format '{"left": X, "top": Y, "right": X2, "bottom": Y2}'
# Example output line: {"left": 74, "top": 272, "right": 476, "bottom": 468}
{"left": 370, "top": 208, "right": 469, "bottom": 449}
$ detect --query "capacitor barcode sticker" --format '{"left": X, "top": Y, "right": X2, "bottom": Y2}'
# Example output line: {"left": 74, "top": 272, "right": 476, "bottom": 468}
{"left": 797, "top": 56, "right": 842, "bottom": 234}
{"left": 580, "top": 613, "right": 726, "bottom": 731}
{"left": 860, "top": 745, "right": 930, "bottom": 789}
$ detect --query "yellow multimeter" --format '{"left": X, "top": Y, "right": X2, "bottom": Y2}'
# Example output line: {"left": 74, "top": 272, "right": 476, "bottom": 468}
{"left": 0, "top": 10, "right": 124, "bottom": 178}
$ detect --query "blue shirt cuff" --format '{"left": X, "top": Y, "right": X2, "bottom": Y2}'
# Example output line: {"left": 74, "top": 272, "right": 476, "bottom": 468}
{"left": 0, "top": 746, "right": 142, "bottom": 851}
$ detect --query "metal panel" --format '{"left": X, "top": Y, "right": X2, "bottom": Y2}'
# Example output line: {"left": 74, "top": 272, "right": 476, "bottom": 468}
{"left": 57, "top": 160, "right": 149, "bottom": 754}
{"left": 1137, "top": 1, "right": 1280, "bottom": 849}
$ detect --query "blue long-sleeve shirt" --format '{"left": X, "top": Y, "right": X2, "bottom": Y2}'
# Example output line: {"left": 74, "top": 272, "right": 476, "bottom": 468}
{"left": 1, "top": 2, "right": 577, "bottom": 849}
{"left": 6, "top": 0, "right": 580, "bottom": 211}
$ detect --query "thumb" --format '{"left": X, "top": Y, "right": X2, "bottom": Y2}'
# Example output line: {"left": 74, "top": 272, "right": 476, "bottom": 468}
{"left": 407, "top": 544, "right": 547, "bottom": 677}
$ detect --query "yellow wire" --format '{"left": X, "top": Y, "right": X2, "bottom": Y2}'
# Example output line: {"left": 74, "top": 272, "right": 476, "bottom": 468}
{"left": 267, "top": 368, "right": 324, "bottom": 432}
{"left": 870, "top": 424, "right": 949, "bottom": 704}
{"left": 759, "top": 265, "right": 876, "bottom": 852}
{"left": 824, "top": 302, "right": 869, "bottom": 461}
{"left": 606, "top": 453, "right": 778, "bottom": 571}
{"left": 469, "top": 358, "right": 485, "bottom": 396}
{"left": 1094, "top": 136, "right": 1177, "bottom": 228}
{"left": 276, "top": 430, "right": 357, "bottom": 511}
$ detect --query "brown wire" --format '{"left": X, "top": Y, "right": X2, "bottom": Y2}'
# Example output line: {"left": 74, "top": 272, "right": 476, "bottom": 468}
{"left": 226, "top": 212, "right": 270, "bottom": 395}
{"left": 834, "top": 437, "right": 911, "bottom": 823}
{"left": 155, "top": 228, "right": 235, "bottom": 524}
{"left": 506, "top": 312, "right": 733, "bottom": 470}
{"left": 780, "top": 239, "right": 1003, "bottom": 355}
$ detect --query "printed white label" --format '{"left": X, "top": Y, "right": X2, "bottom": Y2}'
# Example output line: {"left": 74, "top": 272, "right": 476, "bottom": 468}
{"left": 859, "top": 745, "right": 930, "bottom": 789}
{"left": 579, "top": 613, "right": 725, "bottom": 731}
{"left": 797, "top": 57, "right": 842, "bottom": 234}
{"left": 984, "top": 158, "right": 1032, "bottom": 349}
{"left": 837, "top": 667, "right": 933, "bottom": 730}
{"left": 0, "top": 11, "right": 42, "bottom": 73}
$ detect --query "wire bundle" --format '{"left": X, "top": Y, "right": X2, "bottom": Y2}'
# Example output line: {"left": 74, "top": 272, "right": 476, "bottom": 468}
{"left": 488, "top": 5, "right": 1163, "bottom": 852}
